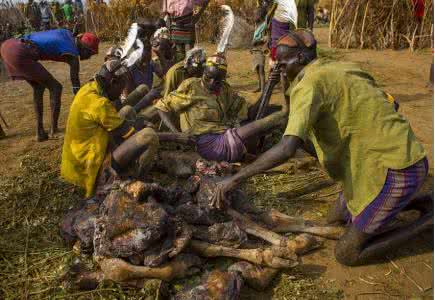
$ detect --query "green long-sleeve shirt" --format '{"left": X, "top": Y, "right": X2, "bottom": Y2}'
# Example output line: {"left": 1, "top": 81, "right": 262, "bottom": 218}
{"left": 284, "top": 58, "right": 426, "bottom": 215}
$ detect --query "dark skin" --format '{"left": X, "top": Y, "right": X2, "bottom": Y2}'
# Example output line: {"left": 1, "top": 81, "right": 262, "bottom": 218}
{"left": 211, "top": 45, "right": 434, "bottom": 266}
{"left": 157, "top": 64, "right": 288, "bottom": 145}
{"left": 31, "top": 40, "right": 95, "bottom": 141}
{"left": 156, "top": 61, "right": 205, "bottom": 133}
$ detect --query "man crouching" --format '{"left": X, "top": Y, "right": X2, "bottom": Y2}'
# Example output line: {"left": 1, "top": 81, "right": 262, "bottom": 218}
{"left": 61, "top": 59, "right": 159, "bottom": 199}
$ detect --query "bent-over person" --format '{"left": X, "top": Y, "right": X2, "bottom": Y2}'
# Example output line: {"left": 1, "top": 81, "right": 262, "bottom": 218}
{"left": 0, "top": 29, "right": 99, "bottom": 141}
{"left": 210, "top": 30, "right": 432, "bottom": 266}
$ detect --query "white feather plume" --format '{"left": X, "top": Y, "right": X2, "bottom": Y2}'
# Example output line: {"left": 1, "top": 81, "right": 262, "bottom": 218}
{"left": 217, "top": 5, "right": 235, "bottom": 54}
{"left": 123, "top": 38, "right": 144, "bottom": 67}
{"left": 120, "top": 23, "right": 139, "bottom": 59}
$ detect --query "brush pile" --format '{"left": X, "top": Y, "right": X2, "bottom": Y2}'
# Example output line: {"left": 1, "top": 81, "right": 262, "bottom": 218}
{"left": 329, "top": 0, "right": 433, "bottom": 50}
{"left": 60, "top": 155, "right": 343, "bottom": 298}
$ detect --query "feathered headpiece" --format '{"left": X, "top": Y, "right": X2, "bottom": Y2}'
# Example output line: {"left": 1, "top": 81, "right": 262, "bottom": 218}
{"left": 216, "top": 5, "right": 235, "bottom": 55}
{"left": 117, "top": 23, "right": 146, "bottom": 68}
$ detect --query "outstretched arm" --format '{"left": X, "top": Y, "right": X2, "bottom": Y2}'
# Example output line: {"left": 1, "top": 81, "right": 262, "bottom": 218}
{"left": 65, "top": 55, "right": 81, "bottom": 94}
{"left": 211, "top": 135, "right": 302, "bottom": 209}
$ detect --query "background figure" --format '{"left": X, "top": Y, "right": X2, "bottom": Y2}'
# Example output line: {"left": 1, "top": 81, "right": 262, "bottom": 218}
{"left": 62, "top": 0, "right": 74, "bottom": 28}
{"left": 40, "top": 0, "right": 53, "bottom": 31}
{"left": 51, "top": 1, "right": 64, "bottom": 27}
{"left": 295, "top": 0, "right": 316, "bottom": 31}
{"left": 24, "top": 0, "right": 41, "bottom": 31}
{"left": 163, "top": 0, "right": 211, "bottom": 62}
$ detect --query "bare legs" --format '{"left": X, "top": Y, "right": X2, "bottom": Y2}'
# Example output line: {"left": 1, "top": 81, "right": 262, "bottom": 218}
{"left": 27, "top": 76, "right": 62, "bottom": 141}
{"left": 112, "top": 128, "right": 159, "bottom": 178}
{"left": 330, "top": 194, "right": 433, "bottom": 266}
{"left": 235, "top": 111, "right": 287, "bottom": 142}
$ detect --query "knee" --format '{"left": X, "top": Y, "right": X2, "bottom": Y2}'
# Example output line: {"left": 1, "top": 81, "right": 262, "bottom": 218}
{"left": 136, "top": 84, "right": 150, "bottom": 96}
{"left": 334, "top": 237, "right": 361, "bottom": 266}
{"left": 49, "top": 80, "right": 62, "bottom": 94}
{"left": 136, "top": 127, "right": 159, "bottom": 147}
{"left": 33, "top": 84, "right": 45, "bottom": 97}
{"left": 119, "top": 105, "right": 136, "bottom": 122}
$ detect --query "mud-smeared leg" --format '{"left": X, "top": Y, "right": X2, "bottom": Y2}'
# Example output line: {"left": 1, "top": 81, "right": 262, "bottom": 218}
{"left": 27, "top": 80, "right": 48, "bottom": 141}
{"left": 235, "top": 111, "right": 287, "bottom": 142}
{"left": 335, "top": 212, "right": 433, "bottom": 266}
{"left": 112, "top": 128, "right": 159, "bottom": 175}
{"left": 46, "top": 78, "right": 62, "bottom": 137}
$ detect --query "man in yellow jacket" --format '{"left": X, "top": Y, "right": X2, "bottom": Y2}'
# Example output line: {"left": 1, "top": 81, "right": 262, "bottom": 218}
{"left": 61, "top": 59, "right": 159, "bottom": 199}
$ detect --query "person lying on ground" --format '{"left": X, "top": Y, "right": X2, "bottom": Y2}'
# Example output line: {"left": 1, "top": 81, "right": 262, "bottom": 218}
{"left": 61, "top": 59, "right": 160, "bottom": 200}
{"left": 155, "top": 54, "right": 287, "bottom": 163}
{"left": 210, "top": 29, "right": 432, "bottom": 267}
{"left": 0, "top": 29, "right": 99, "bottom": 141}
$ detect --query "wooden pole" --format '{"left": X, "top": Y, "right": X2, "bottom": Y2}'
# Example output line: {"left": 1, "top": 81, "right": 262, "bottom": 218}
{"left": 360, "top": 0, "right": 370, "bottom": 49}
{"left": 345, "top": 1, "right": 361, "bottom": 49}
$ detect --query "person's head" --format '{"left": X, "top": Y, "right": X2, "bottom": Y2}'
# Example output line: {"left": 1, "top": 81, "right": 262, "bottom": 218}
{"left": 184, "top": 47, "right": 207, "bottom": 77}
{"left": 77, "top": 32, "right": 100, "bottom": 60}
{"left": 136, "top": 18, "right": 157, "bottom": 42}
{"left": 202, "top": 54, "right": 227, "bottom": 93}
{"left": 151, "top": 27, "right": 173, "bottom": 60}
{"left": 28, "top": 0, "right": 33, "bottom": 4}
{"left": 95, "top": 59, "right": 129, "bottom": 101}
{"left": 276, "top": 29, "right": 317, "bottom": 81}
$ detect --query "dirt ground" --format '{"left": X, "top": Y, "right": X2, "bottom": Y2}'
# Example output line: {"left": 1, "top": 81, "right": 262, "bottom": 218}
{"left": 0, "top": 27, "right": 433, "bottom": 299}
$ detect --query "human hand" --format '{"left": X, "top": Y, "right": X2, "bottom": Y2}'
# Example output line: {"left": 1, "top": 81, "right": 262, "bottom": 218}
{"left": 268, "top": 67, "right": 281, "bottom": 84}
{"left": 210, "top": 177, "right": 238, "bottom": 210}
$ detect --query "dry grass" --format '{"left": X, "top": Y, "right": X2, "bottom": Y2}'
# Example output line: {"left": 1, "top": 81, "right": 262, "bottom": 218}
{"left": 329, "top": 0, "right": 433, "bottom": 50}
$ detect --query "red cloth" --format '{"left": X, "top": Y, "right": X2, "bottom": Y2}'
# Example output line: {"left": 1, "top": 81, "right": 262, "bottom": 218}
{"left": 271, "top": 47, "right": 277, "bottom": 61}
{"left": 412, "top": 0, "right": 425, "bottom": 19}
{"left": 0, "top": 38, "right": 53, "bottom": 83}
{"left": 80, "top": 32, "right": 100, "bottom": 54}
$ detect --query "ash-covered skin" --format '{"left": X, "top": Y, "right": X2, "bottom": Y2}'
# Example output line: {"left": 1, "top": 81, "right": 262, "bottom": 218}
{"left": 159, "top": 270, "right": 243, "bottom": 300}
{"left": 228, "top": 261, "right": 279, "bottom": 290}
{"left": 60, "top": 198, "right": 101, "bottom": 253}
{"left": 192, "top": 222, "right": 248, "bottom": 248}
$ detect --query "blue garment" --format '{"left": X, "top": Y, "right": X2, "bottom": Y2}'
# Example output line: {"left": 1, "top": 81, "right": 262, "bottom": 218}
{"left": 129, "top": 62, "right": 154, "bottom": 90}
{"left": 23, "top": 29, "right": 79, "bottom": 59}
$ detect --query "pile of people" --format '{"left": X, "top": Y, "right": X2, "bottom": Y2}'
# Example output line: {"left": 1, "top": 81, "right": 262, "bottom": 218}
{"left": 0, "top": 0, "right": 432, "bottom": 295}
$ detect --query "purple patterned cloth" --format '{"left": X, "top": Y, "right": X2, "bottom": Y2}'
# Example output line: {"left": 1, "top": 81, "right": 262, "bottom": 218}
{"left": 196, "top": 129, "right": 247, "bottom": 163}
{"left": 339, "top": 157, "right": 429, "bottom": 234}
{"left": 271, "top": 18, "right": 291, "bottom": 48}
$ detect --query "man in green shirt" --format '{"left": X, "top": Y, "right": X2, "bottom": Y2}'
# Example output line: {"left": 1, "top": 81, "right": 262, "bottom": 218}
{"left": 210, "top": 29, "right": 432, "bottom": 266}
{"left": 295, "top": 0, "right": 316, "bottom": 30}
{"left": 62, "top": 0, "right": 74, "bottom": 23}
{"left": 155, "top": 54, "right": 287, "bottom": 162}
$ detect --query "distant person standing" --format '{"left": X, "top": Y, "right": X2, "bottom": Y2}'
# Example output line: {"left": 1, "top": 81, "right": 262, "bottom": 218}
{"left": 295, "top": 0, "right": 316, "bottom": 31}
{"left": 40, "top": 0, "right": 53, "bottom": 30}
{"left": 52, "top": 1, "right": 64, "bottom": 27}
{"left": 270, "top": 0, "right": 298, "bottom": 62}
{"left": 24, "top": 0, "right": 42, "bottom": 31}
{"left": 62, "top": 0, "right": 74, "bottom": 23}
{"left": 162, "top": 0, "right": 211, "bottom": 62}
{"left": 73, "top": 0, "right": 84, "bottom": 15}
